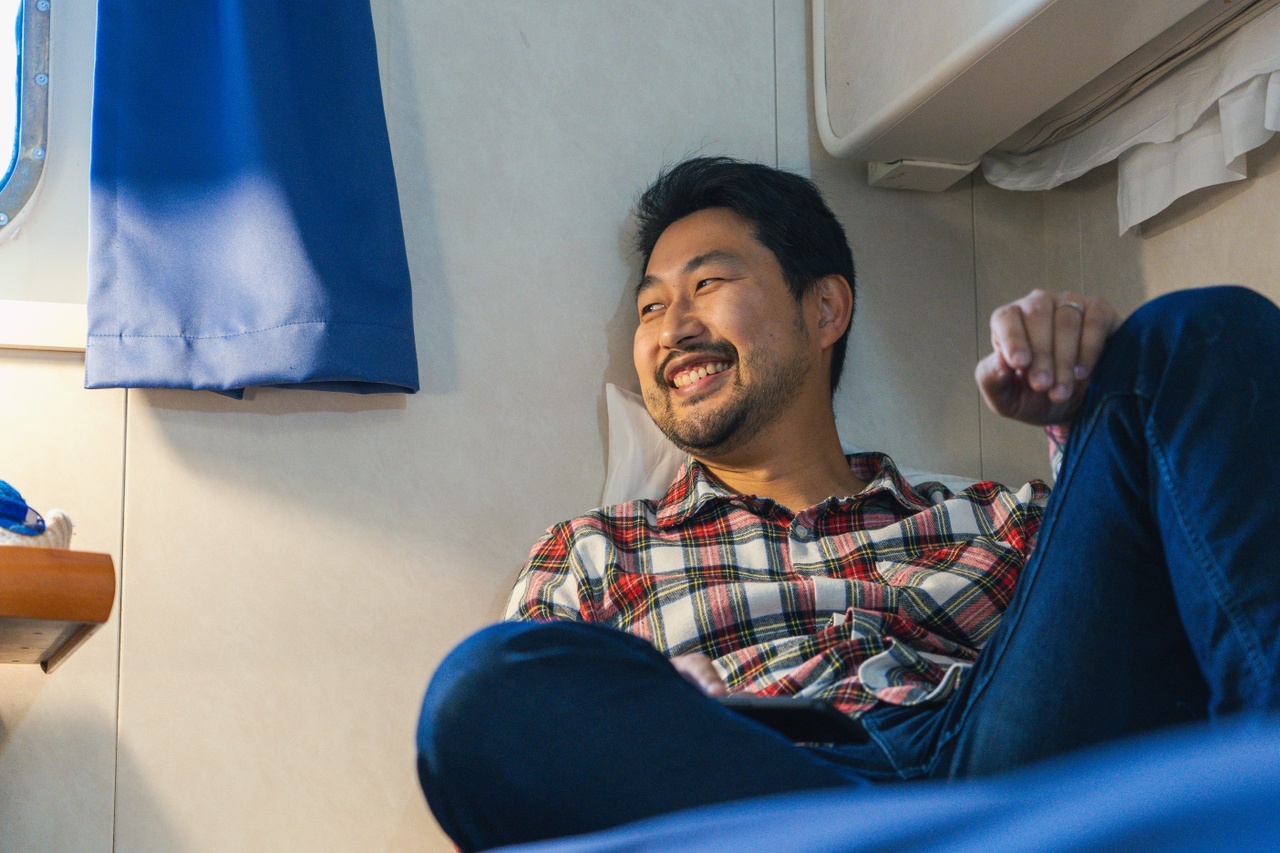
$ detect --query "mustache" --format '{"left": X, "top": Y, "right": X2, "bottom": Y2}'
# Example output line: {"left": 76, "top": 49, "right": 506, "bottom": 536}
{"left": 656, "top": 341, "right": 738, "bottom": 388}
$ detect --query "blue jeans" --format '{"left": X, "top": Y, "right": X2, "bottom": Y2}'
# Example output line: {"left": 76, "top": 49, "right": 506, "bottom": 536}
{"left": 418, "top": 286, "right": 1280, "bottom": 851}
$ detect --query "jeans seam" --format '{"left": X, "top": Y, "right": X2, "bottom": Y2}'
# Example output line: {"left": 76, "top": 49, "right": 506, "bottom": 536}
{"left": 859, "top": 714, "right": 930, "bottom": 779}
{"left": 1146, "top": 420, "right": 1269, "bottom": 685}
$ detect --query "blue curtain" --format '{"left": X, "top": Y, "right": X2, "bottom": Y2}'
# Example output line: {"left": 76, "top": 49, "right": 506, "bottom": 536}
{"left": 86, "top": 0, "right": 418, "bottom": 395}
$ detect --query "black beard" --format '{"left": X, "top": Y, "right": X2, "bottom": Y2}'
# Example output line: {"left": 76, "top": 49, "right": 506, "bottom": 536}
{"left": 644, "top": 336, "right": 811, "bottom": 458}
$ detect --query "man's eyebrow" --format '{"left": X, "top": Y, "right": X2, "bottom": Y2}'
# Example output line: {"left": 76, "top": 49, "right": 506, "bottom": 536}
{"left": 636, "top": 250, "right": 745, "bottom": 299}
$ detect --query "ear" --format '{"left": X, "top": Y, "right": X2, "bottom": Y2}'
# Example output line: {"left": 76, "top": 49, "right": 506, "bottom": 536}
{"left": 812, "top": 275, "right": 853, "bottom": 349}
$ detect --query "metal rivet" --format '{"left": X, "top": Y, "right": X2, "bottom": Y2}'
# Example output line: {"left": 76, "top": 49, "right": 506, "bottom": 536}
{"left": 32, "top": 147, "right": 45, "bottom": 159}
{"left": 35, "top": 73, "right": 48, "bottom": 86}
{"left": 36, "top": 0, "right": 49, "bottom": 10}
{"left": 0, "top": 214, "right": 9, "bottom": 226}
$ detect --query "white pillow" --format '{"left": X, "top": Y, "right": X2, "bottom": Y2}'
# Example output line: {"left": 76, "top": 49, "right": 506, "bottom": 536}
{"left": 601, "top": 383, "right": 978, "bottom": 506}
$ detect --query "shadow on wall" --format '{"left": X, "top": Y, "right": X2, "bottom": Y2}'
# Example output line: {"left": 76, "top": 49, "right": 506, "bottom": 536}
{"left": 386, "top": 0, "right": 458, "bottom": 398}
{"left": 0, "top": 666, "right": 43, "bottom": 753}
{"left": 129, "top": 386, "right": 415, "bottom": 536}
{"left": 594, "top": 217, "right": 649, "bottom": 490}
{"left": 1140, "top": 131, "right": 1280, "bottom": 240}
{"left": 112, "top": 720, "right": 189, "bottom": 852}
{"left": 0, "top": 708, "right": 185, "bottom": 852}
{"left": 137, "top": 385, "right": 408, "bottom": 417}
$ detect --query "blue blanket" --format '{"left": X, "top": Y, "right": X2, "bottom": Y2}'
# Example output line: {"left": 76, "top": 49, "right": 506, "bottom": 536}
{"left": 497, "top": 717, "right": 1280, "bottom": 852}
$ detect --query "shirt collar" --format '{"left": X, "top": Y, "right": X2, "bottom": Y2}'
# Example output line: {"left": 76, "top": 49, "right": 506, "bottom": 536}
{"left": 653, "top": 451, "right": 933, "bottom": 528}
{"left": 654, "top": 458, "right": 730, "bottom": 528}
{"left": 837, "top": 451, "right": 936, "bottom": 514}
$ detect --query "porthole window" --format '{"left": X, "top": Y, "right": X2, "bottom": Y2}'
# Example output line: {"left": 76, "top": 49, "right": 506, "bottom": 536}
{"left": 0, "top": 0, "right": 49, "bottom": 240}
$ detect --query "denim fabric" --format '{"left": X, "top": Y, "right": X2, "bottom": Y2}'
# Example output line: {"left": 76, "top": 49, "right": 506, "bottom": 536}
{"left": 868, "top": 285, "right": 1280, "bottom": 779}
{"left": 417, "top": 621, "right": 876, "bottom": 852}
{"left": 418, "top": 286, "right": 1280, "bottom": 850}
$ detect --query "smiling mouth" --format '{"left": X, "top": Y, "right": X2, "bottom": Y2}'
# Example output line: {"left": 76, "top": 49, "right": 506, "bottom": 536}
{"left": 670, "top": 360, "right": 731, "bottom": 390}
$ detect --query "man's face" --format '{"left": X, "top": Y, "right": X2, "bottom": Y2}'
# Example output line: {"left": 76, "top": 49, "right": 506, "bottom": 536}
{"left": 633, "top": 207, "right": 817, "bottom": 457}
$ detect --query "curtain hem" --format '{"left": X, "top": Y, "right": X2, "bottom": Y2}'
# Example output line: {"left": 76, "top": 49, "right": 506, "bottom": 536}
{"left": 84, "top": 320, "right": 419, "bottom": 394}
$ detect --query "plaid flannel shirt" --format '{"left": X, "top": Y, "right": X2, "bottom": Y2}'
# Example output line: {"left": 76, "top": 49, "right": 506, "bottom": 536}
{"left": 506, "top": 453, "right": 1050, "bottom": 717}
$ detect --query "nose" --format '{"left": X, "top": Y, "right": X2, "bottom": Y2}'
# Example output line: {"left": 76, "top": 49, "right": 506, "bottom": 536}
{"left": 658, "top": 295, "right": 705, "bottom": 350}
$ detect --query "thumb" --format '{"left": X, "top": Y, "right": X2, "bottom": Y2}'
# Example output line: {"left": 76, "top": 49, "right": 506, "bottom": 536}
{"left": 975, "top": 350, "right": 1018, "bottom": 416}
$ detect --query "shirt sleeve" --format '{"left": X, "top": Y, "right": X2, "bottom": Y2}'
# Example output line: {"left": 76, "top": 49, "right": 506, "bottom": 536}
{"left": 1044, "top": 424, "right": 1071, "bottom": 483}
{"left": 504, "top": 523, "right": 591, "bottom": 623}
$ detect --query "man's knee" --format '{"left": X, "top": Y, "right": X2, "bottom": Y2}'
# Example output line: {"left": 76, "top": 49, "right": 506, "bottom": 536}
{"left": 1100, "top": 285, "right": 1278, "bottom": 384}
{"left": 417, "top": 620, "right": 650, "bottom": 766}
{"left": 1122, "top": 285, "right": 1276, "bottom": 346}
{"left": 420, "top": 622, "right": 568, "bottom": 756}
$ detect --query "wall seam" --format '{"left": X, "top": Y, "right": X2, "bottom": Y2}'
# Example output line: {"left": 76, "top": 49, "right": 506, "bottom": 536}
{"left": 772, "top": 0, "right": 779, "bottom": 168}
{"left": 1076, "top": 188, "right": 1087, "bottom": 295}
{"left": 110, "top": 387, "right": 128, "bottom": 853}
{"left": 971, "top": 174, "right": 985, "bottom": 481}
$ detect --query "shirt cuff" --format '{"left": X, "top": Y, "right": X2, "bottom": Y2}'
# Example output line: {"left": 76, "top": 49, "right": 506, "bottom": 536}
{"left": 1045, "top": 424, "right": 1071, "bottom": 482}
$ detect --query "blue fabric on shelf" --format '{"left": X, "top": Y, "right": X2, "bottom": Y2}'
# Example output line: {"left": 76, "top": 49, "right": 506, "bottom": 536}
{"left": 0, "top": 480, "right": 45, "bottom": 535}
{"left": 86, "top": 0, "right": 418, "bottom": 394}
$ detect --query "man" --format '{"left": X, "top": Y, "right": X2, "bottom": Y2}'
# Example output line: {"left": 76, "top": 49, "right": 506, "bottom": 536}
{"left": 417, "top": 158, "right": 1280, "bottom": 852}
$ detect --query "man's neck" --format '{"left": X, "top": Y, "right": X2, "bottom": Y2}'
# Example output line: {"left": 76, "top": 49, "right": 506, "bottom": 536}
{"left": 695, "top": 419, "right": 867, "bottom": 512}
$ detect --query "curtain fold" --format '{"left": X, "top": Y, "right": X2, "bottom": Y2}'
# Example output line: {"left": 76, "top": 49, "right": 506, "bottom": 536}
{"left": 86, "top": 0, "right": 418, "bottom": 394}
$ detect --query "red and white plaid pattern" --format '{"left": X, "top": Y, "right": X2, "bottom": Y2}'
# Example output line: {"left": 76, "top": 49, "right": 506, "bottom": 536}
{"left": 507, "top": 453, "right": 1049, "bottom": 716}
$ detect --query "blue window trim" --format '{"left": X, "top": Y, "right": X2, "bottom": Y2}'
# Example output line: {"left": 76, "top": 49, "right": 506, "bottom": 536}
{"left": 0, "top": 0, "right": 48, "bottom": 237}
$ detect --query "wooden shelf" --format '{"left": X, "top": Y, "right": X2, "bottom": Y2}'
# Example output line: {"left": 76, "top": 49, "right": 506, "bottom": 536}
{"left": 0, "top": 547, "right": 115, "bottom": 672}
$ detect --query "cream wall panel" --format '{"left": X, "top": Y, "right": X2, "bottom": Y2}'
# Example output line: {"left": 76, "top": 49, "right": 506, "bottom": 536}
{"left": 112, "top": 2, "right": 780, "bottom": 851}
{"left": 973, "top": 161, "right": 1150, "bottom": 487}
{"left": 1018, "top": 138, "right": 1280, "bottom": 353}
{"left": 0, "top": 352, "right": 124, "bottom": 853}
{"left": 1135, "top": 134, "right": 1280, "bottom": 308}
{"left": 781, "top": 0, "right": 983, "bottom": 481}
{"left": 776, "top": 0, "right": 813, "bottom": 177}
{"left": 972, "top": 176, "right": 1055, "bottom": 487}
{"left": 811, "top": 157, "right": 982, "bottom": 479}
{"left": 1044, "top": 163, "right": 1145, "bottom": 317}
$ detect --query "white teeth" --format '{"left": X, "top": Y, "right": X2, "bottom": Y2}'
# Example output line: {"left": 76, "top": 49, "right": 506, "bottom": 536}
{"left": 672, "top": 361, "right": 729, "bottom": 388}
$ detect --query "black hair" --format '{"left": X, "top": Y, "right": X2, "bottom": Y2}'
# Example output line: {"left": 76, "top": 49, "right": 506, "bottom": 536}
{"left": 634, "top": 157, "right": 856, "bottom": 395}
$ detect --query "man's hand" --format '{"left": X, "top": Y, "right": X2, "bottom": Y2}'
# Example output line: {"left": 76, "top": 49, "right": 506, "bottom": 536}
{"left": 671, "top": 652, "right": 728, "bottom": 696}
{"left": 976, "top": 290, "right": 1121, "bottom": 426}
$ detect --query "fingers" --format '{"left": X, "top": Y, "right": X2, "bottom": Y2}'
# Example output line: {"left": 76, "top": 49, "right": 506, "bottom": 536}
{"left": 989, "top": 291, "right": 1105, "bottom": 394}
{"left": 1073, "top": 297, "right": 1120, "bottom": 383}
{"left": 1020, "top": 291, "right": 1057, "bottom": 395}
{"left": 983, "top": 291, "right": 1122, "bottom": 425}
{"left": 670, "top": 652, "right": 728, "bottom": 697}
{"left": 974, "top": 349, "right": 1019, "bottom": 418}
{"left": 990, "top": 290, "right": 1057, "bottom": 389}
{"left": 1050, "top": 298, "right": 1084, "bottom": 403}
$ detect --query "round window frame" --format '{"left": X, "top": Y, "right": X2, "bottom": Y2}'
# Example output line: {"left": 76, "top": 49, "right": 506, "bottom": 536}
{"left": 0, "top": 0, "right": 49, "bottom": 243}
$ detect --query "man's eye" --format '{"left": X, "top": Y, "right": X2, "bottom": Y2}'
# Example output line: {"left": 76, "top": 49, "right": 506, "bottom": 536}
{"left": 696, "top": 278, "right": 717, "bottom": 289}
{"left": 639, "top": 302, "right": 664, "bottom": 317}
